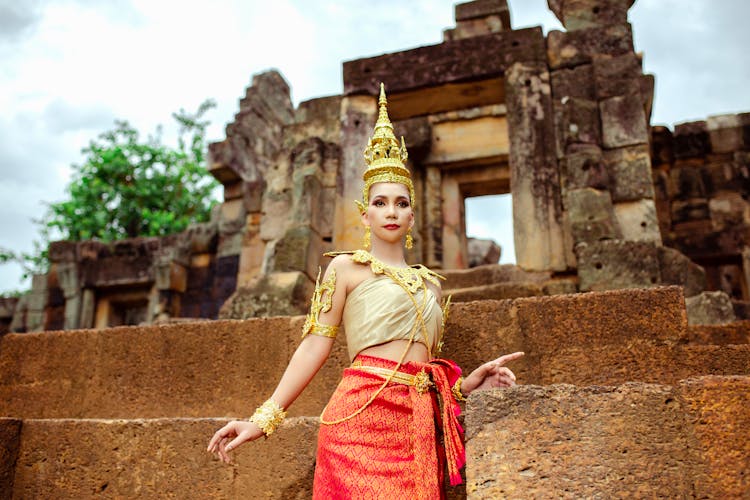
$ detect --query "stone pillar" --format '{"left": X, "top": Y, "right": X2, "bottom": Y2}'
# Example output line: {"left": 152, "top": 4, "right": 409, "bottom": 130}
{"left": 57, "top": 261, "right": 81, "bottom": 330}
{"left": 506, "top": 62, "right": 567, "bottom": 271}
{"left": 424, "top": 166, "right": 443, "bottom": 268}
{"left": 442, "top": 176, "right": 467, "bottom": 269}
{"left": 333, "top": 95, "right": 377, "bottom": 250}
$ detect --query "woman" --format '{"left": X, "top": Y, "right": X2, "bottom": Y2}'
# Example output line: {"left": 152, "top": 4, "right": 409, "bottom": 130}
{"left": 207, "top": 84, "right": 523, "bottom": 498}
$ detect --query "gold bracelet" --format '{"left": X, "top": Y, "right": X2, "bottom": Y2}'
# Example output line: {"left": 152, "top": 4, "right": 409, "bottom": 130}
{"left": 249, "top": 399, "right": 287, "bottom": 436}
{"left": 452, "top": 377, "right": 467, "bottom": 402}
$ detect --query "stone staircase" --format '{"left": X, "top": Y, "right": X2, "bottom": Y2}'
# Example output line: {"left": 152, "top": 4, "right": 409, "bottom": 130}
{"left": 1, "top": 286, "right": 748, "bottom": 498}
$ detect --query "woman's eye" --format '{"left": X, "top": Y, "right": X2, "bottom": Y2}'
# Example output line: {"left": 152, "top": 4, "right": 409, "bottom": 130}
{"left": 374, "top": 200, "right": 384, "bottom": 206}
{"left": 399, "top": 201, "right": 409, "bottom": 208}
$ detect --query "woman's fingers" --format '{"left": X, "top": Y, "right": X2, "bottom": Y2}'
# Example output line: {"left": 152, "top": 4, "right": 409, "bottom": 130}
{"left": 493, "top": 351, "right": 524, "bottom": 367}
{"left": 224, "top": 431, "right": 249, "bottom": 454}
{"left": 207, "top": 423, "right": 233, "bottom": 452}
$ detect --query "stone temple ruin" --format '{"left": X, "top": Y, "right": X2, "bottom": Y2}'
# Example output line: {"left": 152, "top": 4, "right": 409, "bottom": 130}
{"left": 3, "top": 0, "right": 750, "bottom": 333}
{"left": 1, "top": 2, "right": 748, "bottom": 497}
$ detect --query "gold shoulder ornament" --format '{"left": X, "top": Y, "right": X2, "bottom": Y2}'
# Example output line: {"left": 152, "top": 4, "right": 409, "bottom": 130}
{"left": 301, "top": 267, "right": 339, "bottom": 339}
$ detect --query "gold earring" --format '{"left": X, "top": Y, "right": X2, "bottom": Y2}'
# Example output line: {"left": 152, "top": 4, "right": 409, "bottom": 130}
{"left": 405, "top": 228, "right": 413, "bottom": 249}
{"left": 363, "top": 226, "right": 371, "bottom": 250}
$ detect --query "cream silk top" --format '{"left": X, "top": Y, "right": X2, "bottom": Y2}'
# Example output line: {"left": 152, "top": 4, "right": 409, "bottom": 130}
{"left": 342, "top": 273, "right": 443, "bottom": 361}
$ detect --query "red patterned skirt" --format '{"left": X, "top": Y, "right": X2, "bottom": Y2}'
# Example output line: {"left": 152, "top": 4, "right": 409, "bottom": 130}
{"left": 312, "top": 354, "right": 464, "bottom": 499}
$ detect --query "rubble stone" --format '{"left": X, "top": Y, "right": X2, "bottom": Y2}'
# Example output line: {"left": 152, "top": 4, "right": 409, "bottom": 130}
{"left": 685, "top": 291, "right": 737, "bottom": 325}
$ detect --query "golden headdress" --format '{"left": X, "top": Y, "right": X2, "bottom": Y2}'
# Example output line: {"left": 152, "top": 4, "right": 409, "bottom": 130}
{"left": 356, "top": 83, "right": 416, "bottom": 214}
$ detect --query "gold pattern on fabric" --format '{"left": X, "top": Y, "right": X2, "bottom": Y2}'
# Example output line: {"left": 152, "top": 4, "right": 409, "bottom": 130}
{"left": 356, "top": 83, "right": 416, "bottom": 213}
{"left": 436, "top": 295, "right": 452, "bottom": 355}
{"left": 301, "top": 267, "right": 339, "bottom": 339}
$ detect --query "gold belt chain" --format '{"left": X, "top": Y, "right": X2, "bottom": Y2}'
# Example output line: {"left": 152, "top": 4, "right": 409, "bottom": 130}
{"left": 351, "top": 361, "right": 433, "bottom": 394}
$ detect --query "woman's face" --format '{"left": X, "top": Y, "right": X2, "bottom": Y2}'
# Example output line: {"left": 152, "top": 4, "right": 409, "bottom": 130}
{"left": 363, "top": 182, "right": 414, "bottom": 246}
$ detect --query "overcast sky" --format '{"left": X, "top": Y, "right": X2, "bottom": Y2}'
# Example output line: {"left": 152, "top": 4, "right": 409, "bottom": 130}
{"left": 1, "top": 0, "right": 749, "bottom": 293}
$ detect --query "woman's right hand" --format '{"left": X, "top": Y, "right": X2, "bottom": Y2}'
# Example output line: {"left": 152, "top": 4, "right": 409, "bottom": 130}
{"left": 206, "top": 420, "right": 264, "bottom": 463}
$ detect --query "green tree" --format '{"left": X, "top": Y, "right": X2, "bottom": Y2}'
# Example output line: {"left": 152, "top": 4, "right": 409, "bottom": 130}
{"left": 42, "top": 99, "right": 220, "bottom": 241}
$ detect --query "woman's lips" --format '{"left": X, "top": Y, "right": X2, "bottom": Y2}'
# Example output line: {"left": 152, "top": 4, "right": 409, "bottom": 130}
{"left": 383, "top": 224, "right": 400, "bottom": 230}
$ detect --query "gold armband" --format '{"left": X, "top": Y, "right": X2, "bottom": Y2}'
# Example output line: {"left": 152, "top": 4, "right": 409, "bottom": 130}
{"left": 249, "top": 398, "right": 287, "bottom": 436}
{"left": 452, "top": 376, "right": 467, "bottom": 402}
{"left": 301, "top": 267, "right": 339, "bottom": 339}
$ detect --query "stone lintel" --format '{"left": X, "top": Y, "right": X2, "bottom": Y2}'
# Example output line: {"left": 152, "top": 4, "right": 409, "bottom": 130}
{"left": 455, "top": 0, "right": 510, "bottom": 25}
{"left": 343, "top": 27, "right": 545, "bottom": 97}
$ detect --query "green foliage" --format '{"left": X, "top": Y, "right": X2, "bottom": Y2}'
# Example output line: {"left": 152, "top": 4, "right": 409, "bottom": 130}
{"left": 42, "top": 99, "right": 220, "bottom": 242}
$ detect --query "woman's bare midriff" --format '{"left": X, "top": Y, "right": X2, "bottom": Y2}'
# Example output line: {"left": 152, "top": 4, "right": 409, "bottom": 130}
{"left": 358, "top": 339, "right": 430, "bottom": 363}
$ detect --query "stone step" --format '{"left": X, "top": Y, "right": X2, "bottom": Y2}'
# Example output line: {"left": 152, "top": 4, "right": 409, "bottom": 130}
{"left": 465, "top": 375, "right": 750, "bottom": 499}
{"left": 1, "top": 416, "right": 319, "bottom": 499}
{"left": 3, "top": 376, "right": 747, "bottom": 499}
{"left": 1, "top": 287, "right": 749, "bottom": 420}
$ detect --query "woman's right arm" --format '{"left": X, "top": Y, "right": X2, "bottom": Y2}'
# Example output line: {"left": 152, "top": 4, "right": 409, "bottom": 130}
{"left": 206, "top": 256, "right": 351, "bottom": 463}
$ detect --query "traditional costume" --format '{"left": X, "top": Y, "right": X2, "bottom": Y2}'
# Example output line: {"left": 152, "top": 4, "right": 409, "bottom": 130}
{"left": 250, "top": 84, "right": 466, "bottom": 498}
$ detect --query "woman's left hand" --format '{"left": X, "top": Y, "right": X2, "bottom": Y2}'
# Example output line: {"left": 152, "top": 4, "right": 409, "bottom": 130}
{"left": 462, "top": 351, "right": 524, "bottom": 396}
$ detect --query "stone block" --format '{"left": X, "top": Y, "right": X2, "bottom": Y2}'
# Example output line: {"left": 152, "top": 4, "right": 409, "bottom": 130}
{"left": 670, "top": 163, "right": 710, "bottom": 200}
{"left": 344, "top": 28, "right": 545, "bottom": 96}
{"left": 547, "top": 23, "right": 633, "bottom": 70}
{"left": 154, "top": 260, "right": 187, "bottom": 293}
{"left": 217, "top": 199, "right": 247, "bottom": 236}
{"left": 674, "top": 120, "right": 710, "bottom": 159}
{"left": 271, "top": 226, "right": 325, "bottom": 281}
{"left": 650, "top": 125, "right": 674, "bottom": 166}
{"left": 0, "top": 418, "right": 21, "bottom": 496}
{"left": 428, "top": 115, "right": 510, "bottom": 164}
{"left": 56, "top": 261, "right": 79, "bottom": 298}
{"left": 466, "top": 382, "right": 695, "bottom": 498}
{"left": 560, "top": 144, "right": 609, "bottom": 191}
{"left": 658, "top": 246, "right": 706, "bottom": 297}
{"left": 444, "top": 15, "right": 506, "bottom": 42}
{"left": 392, "top": 116, "right": 431, "bottom": 162}
{"left": 592, "top": 52, "right": 642, "bottom": 99}
{"left": 216, "top": 232, "right": 243, "bottom": 258}
{"left": 547, "top": 0, "right": 634, "bottom": 31}
{"left": 550, "top": 64, "right": 595, "bottom": 100}
{"left": 442, "top": 299, "right": 530, "bottom": 383}
{"left": 554, "top": 97, "right": 601, "bottom": 157}
{"left": 442, "top": 264, "right": 551, "bottom": 290}
{"left": 183, "top": 222, "right": 218, "bottom": 254}
{"left": 685, "top": 291, "right": 737, "bottom": 325}
{"left": 515, "top": 286, "right": 686, "bottom": 358}
{"left": 707, "top": 113, "right": 744, "bottom": 153}
{"left": 0, "top": 297, "right": 19, "bottom": 319}
{"left": 603, "top": 144, "right": 654, "bottom": 201}
{"left": 670, "top": 198, "right": 709, "bottom": 224}
{"left": 566, "top": 188, "right": 619, "bottom": 243}
{"left": 455, "top": 0, "right": 510, "bottom": 25}
{"left": 708, "top": 192, "right": 750, "bottom": 231}
{"left": 600, "top": 93, "right": 649, "bottom": 148}
{"left": 10, "top": 417, "right": 318, "bottom": 499}
{"left": 613, "top": 199, "right": 661, "bottom": 243}
{"left": 448, "top": 282, "right": 544, "bottom": 302}
{"left": 576, "top": 239, "right": 660, "bottom": 291}
{"left": 47, "top": 241, "right": 77, "bottom": 263}
{"left": 640, "top": 72, "right": 655, "bottom": 119}
{"left": 678, "top": 376, "right": 750, "bottom": 498}
{"left": 687, "top": 322, "right": 750, "bottom": 345}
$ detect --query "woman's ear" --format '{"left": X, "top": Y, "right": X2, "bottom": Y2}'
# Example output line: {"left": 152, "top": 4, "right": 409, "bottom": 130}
{"left": 361, "top": 210, "right": 370, "bottom": 227}
{"left": 409, "top": 211, "right": 414, "bottom": 229}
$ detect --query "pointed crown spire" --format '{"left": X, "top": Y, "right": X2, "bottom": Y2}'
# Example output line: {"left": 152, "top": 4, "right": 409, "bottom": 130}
{"left": 358, "top": 83, "right": 415, "bottom": 213}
